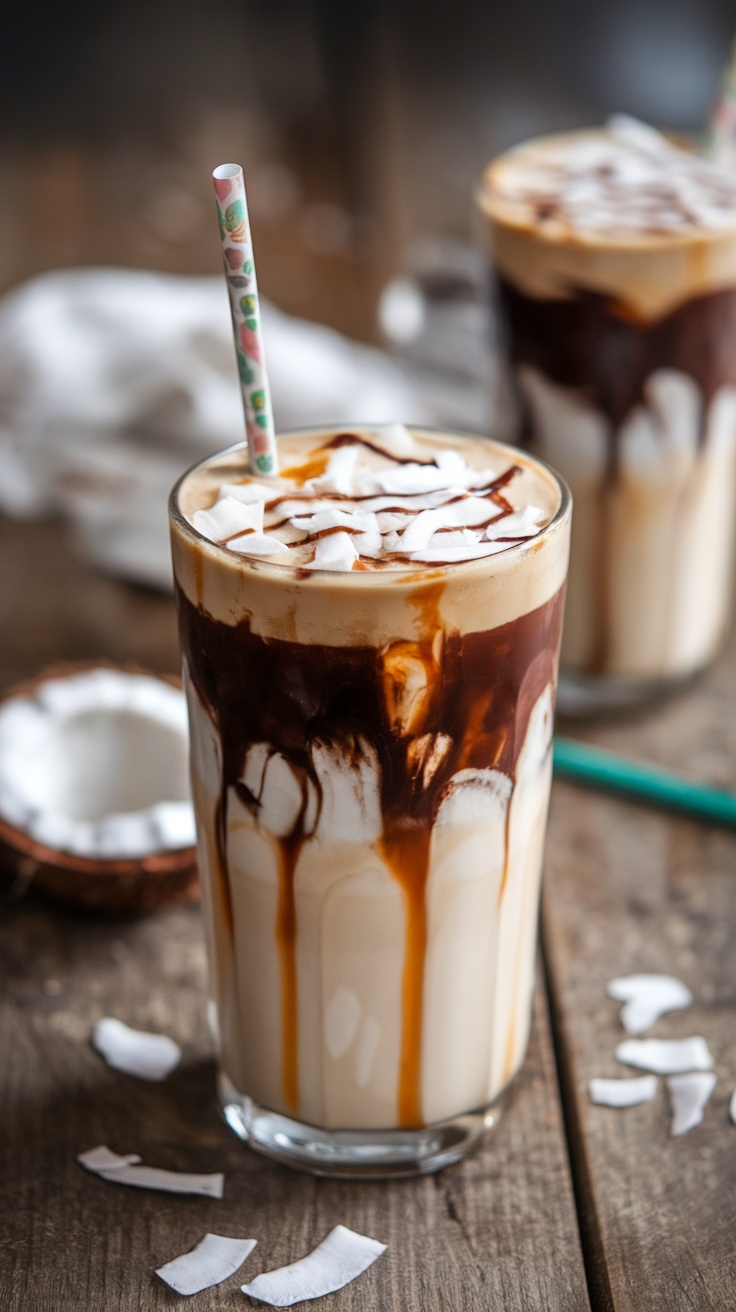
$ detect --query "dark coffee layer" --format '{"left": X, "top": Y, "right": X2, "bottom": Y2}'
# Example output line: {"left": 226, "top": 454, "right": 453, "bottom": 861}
{"left": 177, "top": 584, "right": 564, "bottom": 1127}
{"left": 498, "top": 276, "right": 736, "bottom": 446}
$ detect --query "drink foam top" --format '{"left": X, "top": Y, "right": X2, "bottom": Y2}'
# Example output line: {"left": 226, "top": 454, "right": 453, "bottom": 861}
{"left": 180, "top": 425, "right": 559, "bottom": 573}
{"left": 481, "top": 117, "right": 736, "bottom": 244}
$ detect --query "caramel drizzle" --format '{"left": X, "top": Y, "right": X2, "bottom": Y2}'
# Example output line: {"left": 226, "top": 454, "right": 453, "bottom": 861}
{"left": 275, "top": 828, "right": 305, "bottom": 1114}
{"left": 379, "top": 825, "right": 431, "bottom": 1128}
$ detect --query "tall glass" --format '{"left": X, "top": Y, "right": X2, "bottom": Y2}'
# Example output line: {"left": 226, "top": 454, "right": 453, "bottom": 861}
{"left": 170, "top": 427, "right": 570, "bottom": 1176}
{"left": 478, "top": 128, "right": 736, "bottom": 713}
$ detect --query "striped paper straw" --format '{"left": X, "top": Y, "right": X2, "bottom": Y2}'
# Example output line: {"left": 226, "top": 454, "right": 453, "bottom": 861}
{"left": 212, "top": 163, "right": 279, "bottom": 475}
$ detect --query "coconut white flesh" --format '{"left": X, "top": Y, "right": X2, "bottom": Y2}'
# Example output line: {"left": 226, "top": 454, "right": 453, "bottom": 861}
{"left": 606, "top": 974, "right": 693, "bottom": 1034}
{"left": 667, "top": 1072, "right": 717, "bottom": 1136}
{"left": 92, "top": 1017, "right": 182, "bottom": 1081}
{"left": 0, "top": 669, "right": 195, "bottom": 858}
{"left": 240, "top": 1226, "right": 387, "bottom": 1306}
{"left": 588, "top": 1075, "right": 658, "bottom": 1108}
{"left": 156, "top": 1234, "right": 257, "bottom": 1296}
{"left": 77, "top": 1145, "right": 223, "bottom": 1197}
{"left": 615, "top": 1037, "right": 713, "bottom": 1075}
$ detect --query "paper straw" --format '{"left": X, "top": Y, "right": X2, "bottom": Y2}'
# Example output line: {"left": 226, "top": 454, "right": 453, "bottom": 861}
{"left": 553, "top": 737, "right": 736, "bottom": 830}
{"left": 703, "top": 37, "right": 736, "bottom": 162}
{"left": 212, "top": 163, "right": 278, "bottom": 475}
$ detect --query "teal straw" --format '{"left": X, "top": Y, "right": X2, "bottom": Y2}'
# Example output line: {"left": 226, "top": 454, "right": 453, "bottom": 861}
{"left": 553, "top": 737, "right": 736, "bottom": 830}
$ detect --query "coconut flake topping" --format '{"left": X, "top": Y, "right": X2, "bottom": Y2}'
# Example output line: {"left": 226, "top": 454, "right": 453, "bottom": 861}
{"left": 186, "top": 427, "right": 551, "bottom": 571}
{"left": 487, "top": 116, "right": 736, "bottom": 239}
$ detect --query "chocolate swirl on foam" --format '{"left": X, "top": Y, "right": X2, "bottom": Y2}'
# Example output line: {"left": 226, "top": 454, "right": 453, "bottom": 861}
{"left": 176, "top": 577, "right": 564, "bottom": 1128}
{"left": 486, "top": 118, "right": 736, "bottom": 240}
{"left": 188, "top": 432, "right": 550, "bottom": 572}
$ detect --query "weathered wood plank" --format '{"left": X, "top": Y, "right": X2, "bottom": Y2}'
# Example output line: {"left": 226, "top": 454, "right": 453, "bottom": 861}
{"left": 0, "top": 897, "right": 590, "bottom": 1312}
{"left": 543, "top": 638, "right": 736, "bottom": 1312}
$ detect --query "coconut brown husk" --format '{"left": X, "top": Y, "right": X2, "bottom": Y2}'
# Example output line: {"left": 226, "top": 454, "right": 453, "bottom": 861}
{"left": 0, "top": 661, "right": 199, "bottom": 914}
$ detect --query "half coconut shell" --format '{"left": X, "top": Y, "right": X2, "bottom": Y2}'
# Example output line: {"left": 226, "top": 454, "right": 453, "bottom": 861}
{"left": 0, "top": 661, "right": 198, "bottom": 913}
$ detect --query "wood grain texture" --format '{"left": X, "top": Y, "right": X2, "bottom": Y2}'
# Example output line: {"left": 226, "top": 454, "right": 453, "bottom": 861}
{"left": 543, "top": 635, "right": 736, "bottom": 1312}
{"left": 0, "top": 513, "right": 589, "bottom": 1312}
{"left": 0, "top": 896, "right": 590, "bottom": 1312}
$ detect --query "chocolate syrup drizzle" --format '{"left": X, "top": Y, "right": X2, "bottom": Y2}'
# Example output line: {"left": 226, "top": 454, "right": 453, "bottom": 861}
{"left": 497, "top": 276, "right": 736, "bottom": 458}
{"left": 176, "top": 581, "right": 564, "bottom": 1128}
{"left": 217, "top": 432, "right": 532, "bottom": 569}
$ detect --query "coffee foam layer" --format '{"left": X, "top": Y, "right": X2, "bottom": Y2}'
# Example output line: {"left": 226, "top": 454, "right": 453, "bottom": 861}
{"left": 171, "top": 428, "right": 569, "bottom": 643}
{"left": 479, "top": 123, "right": 736, "bottom": 318}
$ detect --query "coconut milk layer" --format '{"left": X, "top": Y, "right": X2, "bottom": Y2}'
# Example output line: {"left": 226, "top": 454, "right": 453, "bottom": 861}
{"left": 479, "top": 127, "right": 736, "bottom": 681}
{"left": 171, "top": 429, "right": 570, "bottom": 1129}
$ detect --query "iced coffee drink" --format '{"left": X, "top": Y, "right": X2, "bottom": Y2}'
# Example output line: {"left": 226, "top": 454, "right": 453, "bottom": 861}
{"left": 170, "top": 424, "right": 570, "bottom": 1175}
{"left": 478, "top": 120, "right": 736, "bottom": 707}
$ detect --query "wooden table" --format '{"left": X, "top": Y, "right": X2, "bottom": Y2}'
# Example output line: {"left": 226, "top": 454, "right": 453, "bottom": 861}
{"left": 1, "top": 512, "right": 734, "bottom": 1311}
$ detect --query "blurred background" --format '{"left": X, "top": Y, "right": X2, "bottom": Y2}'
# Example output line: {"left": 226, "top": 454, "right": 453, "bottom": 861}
{"left": 1, "top": 0, "right": 735, "bottom": 684}
{"left": 1, "top": 0, "right": 734, "bottom": 335}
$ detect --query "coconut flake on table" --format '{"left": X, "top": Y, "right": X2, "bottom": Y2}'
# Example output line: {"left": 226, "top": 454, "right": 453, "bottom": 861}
{"left": 240, "top": 1225, "right": 386, "bottom": 1307}
{"left": 92, "top": 1017, "right": 182, "bottom": 1081}
{"left": 667, "top": 1072, "right": 717, "bottom": 1137}
{"left": 607, "top": 974, "right": 693, "bottom": 1035}
{"left": 0, "top": 668, "right": 195, "bottom": 858}
{"left": 615, "top": 1036, "right": 713, "bottom": 1075}
{"left": 588, "top": 1075, "right": 658, "bottom": 1108}
{"left": 156, "top": 1234, "right": 257, "bottom": 1296}
{"left": 77, "top": 1145, "right": 224, "bottom": 1197}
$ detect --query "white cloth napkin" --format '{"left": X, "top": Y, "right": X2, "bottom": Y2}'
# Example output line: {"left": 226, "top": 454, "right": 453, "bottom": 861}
{"left": 0, "top": 268, "right": 431, "bottom": 588}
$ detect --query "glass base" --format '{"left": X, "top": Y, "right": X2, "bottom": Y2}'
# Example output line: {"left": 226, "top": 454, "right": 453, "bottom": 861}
{"left": 218, "top": 1073, "right": 503, "bottom": 1178}
{"left": 556, "top": 668, "right": 699, "bottom": 718}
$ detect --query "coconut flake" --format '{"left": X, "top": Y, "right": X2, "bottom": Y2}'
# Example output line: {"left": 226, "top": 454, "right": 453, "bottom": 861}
{"left": 607, "top": 974, "right": 693, "bottom": 1035}
{"left": 240, "top": 1225, "right": 386, "bottom": 1307}
{"left": 615, "top": 1037, "right": 713, "bottom": 1075}
{"left": 306, "top": 531, "right": 358, "bottom": 571}
{"left": 156, "top": 1234, "right": 257, "bottom": 1296}
{"left": 227, "top": 534, "right": 290, "bottom": 557}
{"left": 290, "top": 508, "right": 379, "bottom": 536}
{"left": 193, "top": 495, "right": 264, "bottom": 543}
{"left": 77, "top": 1145, "right": 224, "bottom": 1197}
{"left": 667, "top": 1072, "right": 717, "bottom": 1136}
{"left": 729, "top": 1090, "right": 736, "bottom": 1125}
{"left": 92, "top": 1017, "right": 182, "bottom": 1081}
{"left": 78, "top": 1146, "right": 141, "bottom": 1172}
{"left": 217, "top": 481, "right": 270, "bottom": 505}
{"left": 588, "top": 1075, "right": 658, "bottom": 1107}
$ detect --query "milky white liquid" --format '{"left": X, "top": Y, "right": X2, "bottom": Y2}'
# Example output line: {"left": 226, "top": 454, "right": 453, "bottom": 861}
{"left": 171, "top": 427, "right": 569, "bottom": 1129}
